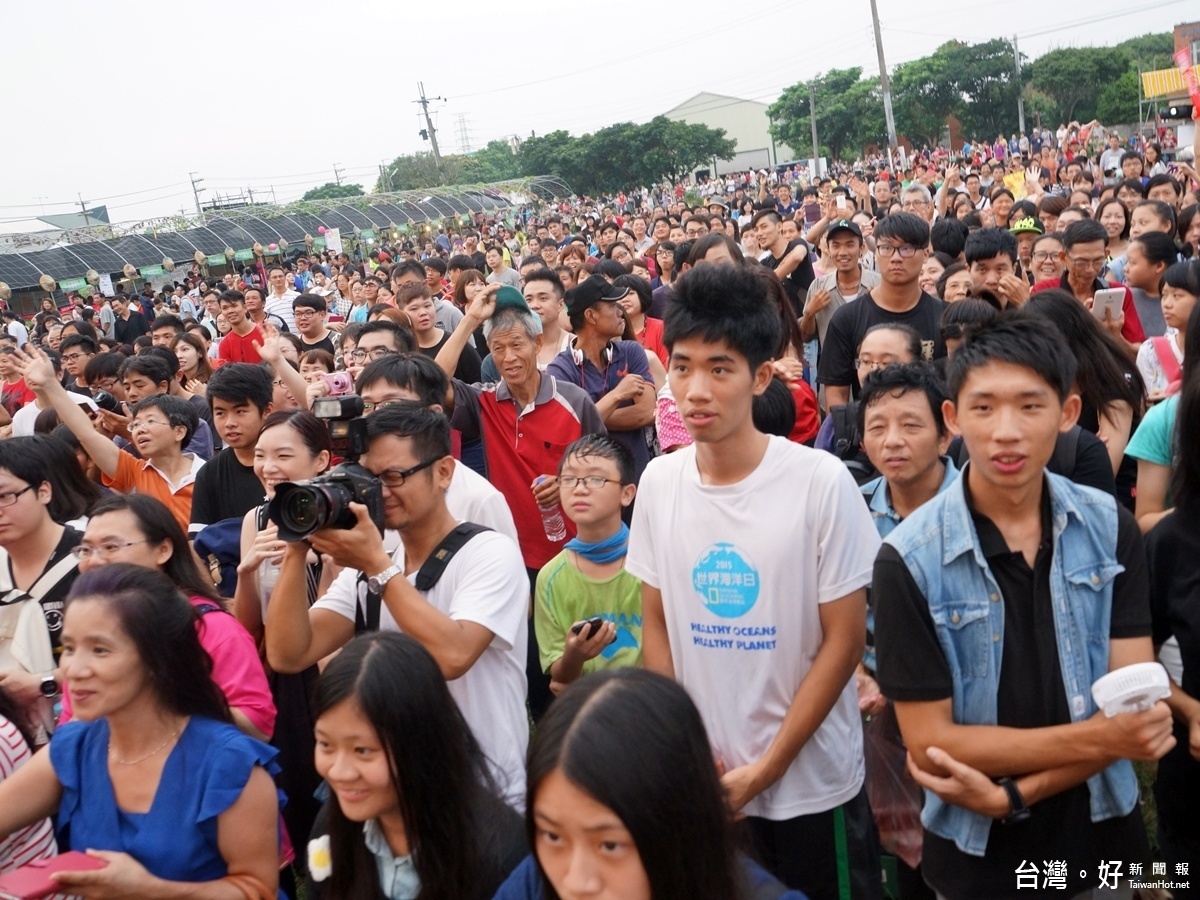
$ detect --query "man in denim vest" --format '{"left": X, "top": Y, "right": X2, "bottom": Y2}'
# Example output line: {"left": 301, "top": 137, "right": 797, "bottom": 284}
{"left": 874, "top": 319, "right": 1174, "bottom": 900}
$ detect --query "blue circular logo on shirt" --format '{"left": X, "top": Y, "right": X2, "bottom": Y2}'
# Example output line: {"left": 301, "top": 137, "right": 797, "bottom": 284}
{"left": 692, "top": 544, "right": 760, "bottom": 618}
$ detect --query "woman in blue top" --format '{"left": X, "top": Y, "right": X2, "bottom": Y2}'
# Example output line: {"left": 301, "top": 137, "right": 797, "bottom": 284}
{"left": 493, "top": 668, "right": 807, "bottom": 900}
{"left": 0, "top": 564, "right": 281, "bottom": 898}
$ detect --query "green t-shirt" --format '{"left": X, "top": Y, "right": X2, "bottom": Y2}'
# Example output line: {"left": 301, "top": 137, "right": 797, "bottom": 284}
{"left": 1126, "top": 394, "right": 1177, "bottom": 467}
{"left": 534, "top": 550, "right": 643, "bottom": 675}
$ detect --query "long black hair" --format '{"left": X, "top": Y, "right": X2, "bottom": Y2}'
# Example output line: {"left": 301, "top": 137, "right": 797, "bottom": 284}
{"left": 313, "top": 632, "right": 516, "bottom": 900}
{"left": 66, "top": 564, "right": 230, "bottom": 723}
{"left": 0, "top": 684, "right": 35, "bottom": 752}
{"left": 1019, "top": 289, "right": 1145, "bottom": 412}
{"left": 527, "top": 669, "right": 742, "bottom": 900}
{"left": 1171, "top": 301, "right": 1200, "bottom": 515}
{"left": 87, "top": 494, "right": 223, "bottom": 603}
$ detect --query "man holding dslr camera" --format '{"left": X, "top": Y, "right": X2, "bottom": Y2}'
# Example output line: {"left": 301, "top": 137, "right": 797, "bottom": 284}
{"left": 263, "top": 400, "right": 530, "bottom": 810}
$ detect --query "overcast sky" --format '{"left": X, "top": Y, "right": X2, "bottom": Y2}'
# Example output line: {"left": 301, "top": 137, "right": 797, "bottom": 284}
{"left": 2, "top": 0, "right": 1191, "bottom": 230}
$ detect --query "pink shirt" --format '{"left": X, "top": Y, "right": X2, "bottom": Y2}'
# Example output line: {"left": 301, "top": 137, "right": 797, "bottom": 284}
{"left": 60, "top": 596, "right": 276, "bottom": 738}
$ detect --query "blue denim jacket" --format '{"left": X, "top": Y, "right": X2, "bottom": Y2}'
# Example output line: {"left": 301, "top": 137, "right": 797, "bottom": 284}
{"left": 883, "top": 470, "right": 1138, "bottom": 857}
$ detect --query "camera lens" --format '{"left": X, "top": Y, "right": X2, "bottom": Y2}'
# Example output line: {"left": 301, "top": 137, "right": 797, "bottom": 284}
{"left": 280, "top": 489, "right": 324, "bottom": 534}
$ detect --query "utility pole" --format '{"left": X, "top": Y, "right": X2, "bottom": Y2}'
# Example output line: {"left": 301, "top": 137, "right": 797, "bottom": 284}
{"left": 333, "top": 163, "right": 345, "bottom": 185}
{"left": 78, "top": 193, "right": 90, "bottom": 226}
{"left": 1013, "top": 35, "right": 1026, "bottom": 135}
{"left": 808, "top": 82, "right": 820, "bottom": 173}
{"left": 869, "top": 0, "right": 899, "bottom": 166}
{"left": 416, "top": 82, "right": 445, "bottom": 177}
{"left": 188, "top": 172, "right": 205, "bottom": 216}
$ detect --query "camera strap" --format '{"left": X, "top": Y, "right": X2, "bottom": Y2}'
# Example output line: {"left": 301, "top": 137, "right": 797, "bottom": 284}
{"left": 355, "top": 523, "right": 492, "bottom": 635}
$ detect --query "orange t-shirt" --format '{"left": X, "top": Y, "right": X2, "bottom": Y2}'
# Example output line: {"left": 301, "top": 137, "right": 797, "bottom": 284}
{"left": 102, "top": 450, "right": 205, "bottom": 532}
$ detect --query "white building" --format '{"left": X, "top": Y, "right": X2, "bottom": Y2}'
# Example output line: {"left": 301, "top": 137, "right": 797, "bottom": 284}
{"left": 662, "top": 91, "right": 797, "bottom": 175}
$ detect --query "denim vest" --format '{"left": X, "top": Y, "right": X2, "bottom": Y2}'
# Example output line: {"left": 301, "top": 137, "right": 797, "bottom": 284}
{"left": 883, "top": 470, "right": 1138, "bottom": 857}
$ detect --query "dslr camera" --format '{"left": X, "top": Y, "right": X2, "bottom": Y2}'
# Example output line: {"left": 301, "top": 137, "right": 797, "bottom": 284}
{"left": 267, "top": 395, "right": 385, "bottom": 541}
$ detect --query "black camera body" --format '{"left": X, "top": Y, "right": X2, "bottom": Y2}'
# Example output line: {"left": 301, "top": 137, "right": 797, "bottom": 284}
{"left": 266, "top": 395, "right": 385, "bottom": 541}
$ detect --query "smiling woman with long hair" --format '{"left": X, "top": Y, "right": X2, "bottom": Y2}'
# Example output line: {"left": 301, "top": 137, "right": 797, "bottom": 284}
{"left": 0, "top": 565, "right": 282, "bottom": 897}
{"left": 308, "top": 632, "right": 525, "bottom": 899}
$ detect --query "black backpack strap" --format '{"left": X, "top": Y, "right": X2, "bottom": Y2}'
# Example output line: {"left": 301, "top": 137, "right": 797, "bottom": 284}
{"left": 831, "top": 403, "right": 860, "bottom": 459}
{"left": 355, "top": 523, "right": 492, "bottom": 634}
{"left": 416, "top": 523, "right": 492, "bottom": 592}
{"left": 193, "top": 601, "right": 227, "bottom": 617}
{"left": 1048, "top": 425, "right": 1082, "bottom": 477}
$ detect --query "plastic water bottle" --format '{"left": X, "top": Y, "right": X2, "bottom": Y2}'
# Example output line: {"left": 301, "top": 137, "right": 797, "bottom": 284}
{"left": 533, "top": 476, "right": 567, "bottom": 542}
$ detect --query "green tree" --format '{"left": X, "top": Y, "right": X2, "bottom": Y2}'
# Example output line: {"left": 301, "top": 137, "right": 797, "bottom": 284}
{"left": 375, "top": 153, "right": 447, "bottom": 192}
{"left": 952, "top": 38, "right": 1024, "bottom": 139}
{"left": 639, "top": 116, "right": 737, "bottom": 183}
{"left": 468, "top": 139, "right": 522, "bottom": 182}
{"left": 1029, "top": 46, "right": 1130, "bottom": 123}
{"left": 892, "top": 48, "right": 963, "bottom": 146}
{"left": 1114, "top": 32, "right": 1174, "bottom": 71}
{"left": 770, "top": 68, "right": 882, "bottom": 162}
{"left": 1096, "top": 70, "right": 1142, "bottom": 125}
{"left": 517, "top": 130, "right": 584, "bottom": 183}
{"left": 301, "top": 182, "right": 365, "bottom": 201}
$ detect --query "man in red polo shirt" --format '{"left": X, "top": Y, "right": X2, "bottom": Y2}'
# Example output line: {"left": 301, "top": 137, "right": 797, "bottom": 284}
{"left": 435, "top": 282, "right": 605, "bottom": 719}
{"left": 217, "top": 290, "right": 264, "bottom": 364}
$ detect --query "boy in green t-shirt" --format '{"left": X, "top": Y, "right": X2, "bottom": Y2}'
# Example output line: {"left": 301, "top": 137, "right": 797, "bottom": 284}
{"left": 535, "top": 435, "right": 642, "bottom": 693}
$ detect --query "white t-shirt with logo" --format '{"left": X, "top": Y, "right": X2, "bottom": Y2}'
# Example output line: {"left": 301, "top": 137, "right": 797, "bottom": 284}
{"left": 313, "top": 528, "right": 529, "bottom": 808}
{"left": 627, "top": 436, "right": 880, "bottom": 820}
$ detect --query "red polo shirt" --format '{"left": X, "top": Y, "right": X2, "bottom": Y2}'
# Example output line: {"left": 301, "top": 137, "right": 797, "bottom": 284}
{"left": 1031, "top": 274, "right": 1145, "bottom": 344}
{"left": 218, "top": 325, "right": 264, "bottom": 364}
{"left": 451, "top": 374, "right": 606, "bottom": 569}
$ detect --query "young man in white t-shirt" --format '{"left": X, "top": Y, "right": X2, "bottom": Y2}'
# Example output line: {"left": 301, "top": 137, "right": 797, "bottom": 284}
{"left": 263, "top": 403, "right": 529, "bottom": 809}
{"left": 626, "top": 263, "right": 883, "bottom": 900}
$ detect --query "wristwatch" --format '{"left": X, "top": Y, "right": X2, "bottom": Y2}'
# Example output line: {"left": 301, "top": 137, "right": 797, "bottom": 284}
{"left": 366, "top": 564, "right": 402, "bottom": 594}
{"left": 39, "top": 674, "right": 59, "bottom": 699}
{"left": 996, "top": 776, "right": 1031, "bottom": 824}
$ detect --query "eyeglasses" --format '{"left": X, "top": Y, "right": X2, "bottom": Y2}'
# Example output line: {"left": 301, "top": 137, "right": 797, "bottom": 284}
{"left": 376, "top": 458, "right": 440, "bottom": 488}
{"left": 70, "top": 540, "right": 152, "bottom": 561}
{"left": 293, "top": 309, "right": 321, "bottom": 319}
{"left": 875, "top": 244, "right": 920, "bottom": 258}
{"left": 1031, "top": 251, "right": 1059, "bottom": 262}
{"left": 350, "top": 347, "right": 396, "bottom": 362}
{"left": 901, "top": 200, "right": 929, "bottom": 210}
{"left": 855, "top": 358, "right": 892, "bottom": 372}
{"left": 1066, "top": 256, "right": 1106, "bottom": 271}
{"left": 361, "top": 399, "right": 407, "bottom": 414}
{"left": 128, "top": 418, "right": 171, "bottom": 433}
{"left": 0, "top": 485, "right": 33, "bottom": 509}
{"left": 61, "top": 353, "right": 89, "bottom": 363}
{"left": 560, "top": 475, "right": 621, "bottom": 491}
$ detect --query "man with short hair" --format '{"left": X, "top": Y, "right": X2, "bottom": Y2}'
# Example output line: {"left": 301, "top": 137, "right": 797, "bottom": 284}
{"left": 435, "top": 284, "right": 606, "bottom": 719}
{"left": 264, "top": 265, "right": 299, "bottom": 333}
{"left": 1099, "top": 132, "right": 1125, "bottom": 186}
{"left": 964, "top": 227, "right": 1030, "bottom": 309}
{"left": 819, "top": 213, "right": 947, "bottom": 408}
{"left": 264, "top": 403, "right": 531, "bottom": 809}
{"left": 547, "top": 276, "right": 655, "bottom": 483}
{"left": 392, "top": 260, "right": 462, "bottom": 332}
{"left": 218, "top": 290, "right": 264, "bottom": 364}
{"left": 629, "top": 263, "right": 883, "bottom": 899}
{"left": 111, "top": 293, "right": 150, "bottom": 345}
{"left": 189, "top": 364, "right": 275, "bottom": 539}
{"left": 901, "top": 184, "right": 935, "bottom": 223}
{"left": 683, "top": 216, "right": 710, "bottom": 240}
{"left": 58, "top": 334, "right": 97, "bottom": 394}
{"left": 874, "top": 319, "right": 1165, "bottom": 900}
{"left": 1031, "top": 219, "right": 1146, "bottom": 348}
{"left": 485, "top": 245, "right": 521, "bottom": 289}
{"left": 244, "top": 286, "right": 288, "bottom": 334}
{"left": 150, "top": 314, "right": 184, "bottom": 348}
{"left": 292, "top": 294, "right": 335, "bottom": 354}
{"left": 754, "top": 209, "right": 816, "bottom": 318}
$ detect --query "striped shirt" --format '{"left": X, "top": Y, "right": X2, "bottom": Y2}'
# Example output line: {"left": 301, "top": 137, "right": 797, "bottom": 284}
{"left": 0, "top": 717, "right": 57, "bottom": 873}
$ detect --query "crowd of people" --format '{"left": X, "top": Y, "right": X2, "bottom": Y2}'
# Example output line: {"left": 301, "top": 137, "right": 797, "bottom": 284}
{"left": 0, "top": 110, "right": 1197, "bottom": 900}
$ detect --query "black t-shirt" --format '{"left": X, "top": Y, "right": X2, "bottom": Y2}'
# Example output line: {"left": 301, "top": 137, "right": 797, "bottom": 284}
{"left": 762, "top": 238, "right": 816, "bottom": 317}
{"left": 818, "top": 291, "right": 946, "bottom": 393}
{"left": 420, "top": 331, "right": 481, "bottom": 384}
{"left": 0, "top": 526, "right": 83, "bottom": 659}
{"left": 1146, "top": 509, "right": 1200, "bottom": 836}
{"left": 1078, "top": 399, "right": 1139, "bottom": 512}
{"left": 874, "top": 481, "right": 1150, "bottom": 899}
{"left": 299, "top": 334, "right": 337, "bottom": 356}
{"left": 114, "top": 311, "right": 150, "bottom": 344}
{"left": 188, "top": 446, "right": 264, "bottom": 537}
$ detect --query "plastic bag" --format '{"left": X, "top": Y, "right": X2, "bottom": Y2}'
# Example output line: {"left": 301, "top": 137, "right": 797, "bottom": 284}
{"left": 863, "top": 704, "right": 924, "bottom": 870}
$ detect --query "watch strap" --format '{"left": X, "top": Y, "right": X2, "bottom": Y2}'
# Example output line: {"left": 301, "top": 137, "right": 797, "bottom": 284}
{"left": 997, "top": 776, "right": 1030, "bottom": 823}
